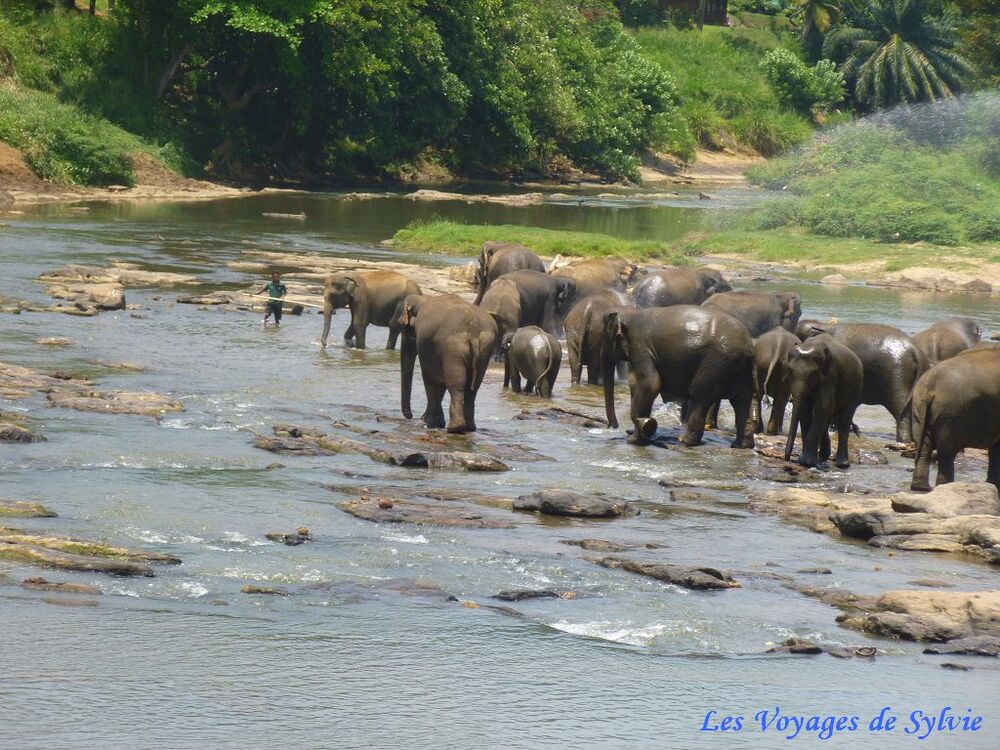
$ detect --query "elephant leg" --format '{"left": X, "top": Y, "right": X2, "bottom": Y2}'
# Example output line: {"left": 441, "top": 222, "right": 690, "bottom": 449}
{"left": 510, "top": 362, "right": 523, "bottom": 394}
{"left": 680, "top": 399, "right": 691, "bottom": 424}
{"left": 935, "top": 450, "right": 957, "bottom": 486}
{"left": 586, "top": 351, "right": 602, "bottom": 386}
{"left": 704, "top": 400, "right": 720, "bottom": 430}
{"left": 386, "top": 326, "right": 400, "bottom": 350}
{"left": 834, "top": 412, "right": 852, "bottom": 469}
{"left": 627, "top": 362, "right": 661, "bottom": 445}
{"left": 886, "top": 389, "right": 913, "bottom": 444}
{"left": 537, "top": 374, "right": 553, "bottom": 398}
{"left": 525, "top": 377, "right": 536, "bottom": 395}
{"left": 354, "top": 323, "right": 368, "bottom": 350}
{"left": 910, "top": 430, "right": 935, "bottom": 492}
{"left": 819, "top": 426, "right": 832, "bottom": 463}
{"left": 462, "top": 387, "right": 478, "bottom": 433}
{"left": 568, "top": 339, "right": 582, "bottom": 385}
{"left": 730, "top": 395, "right": 754, "bottom": 449}
{"left": 766, "top": 389, "right": 789, "bottom": 435}
{"left": 988, "top": 443, "right": 1000, "bottom": 491}
{"left": 753, "top": 395, "right": 764, "bottom": 434}
{"left": 798, "top": 406, "right": 818, "bottom": 466}
{"left": 343, "top": 320, "right": 356, "bottom": 346}
{"left": 681, "top": 401, "right": 708, "bottom": 447}
{"left": 423, "top": 378, "right": 447, "bottom": 430}
{"left": 446, "top": 385, "right": 469, "bottom": 434}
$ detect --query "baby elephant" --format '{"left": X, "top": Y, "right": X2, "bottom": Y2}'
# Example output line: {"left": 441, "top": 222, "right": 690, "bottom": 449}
{"left": 499, "top": 326, "right": 562, "bottom": 397}
{"left": 784, "top": 334, "right": 864, "bottom": 469}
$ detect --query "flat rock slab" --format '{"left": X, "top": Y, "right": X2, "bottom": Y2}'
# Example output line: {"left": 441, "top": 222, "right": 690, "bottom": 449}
{"left": 47, "top": 390, "right": 184, "bottom": 417}
{"left": 0, "top": 528, "right": 180, "bottom": 565}
{"left": 593, "top": 556, "right": 739, "bottom": 590}
{"left": 0, "top": 500, "right": 57, "bottom": 517}
{"left": 493, "top": 589, "right": 570, "bottom": 602}
{"left": 35, "top": 337, "right": 74, "bottom": 346}
{"left": 338, "top": 497, "right": 515, "bottom": 529}
{"left": 39, "top": 263, "right": 197, "bottom": 288}
{"left": 838, "top": 590, "right": 1000, "bottom": 643}
{"left": 0, "top": 542, "right": 154, "bottom": 576}
{"left": 0, "top": 422, "right": 46, "bottom": 443}
{"left": 923, "top": 636, "right": 1000, "bottom": 657}
{"left": 513, "top": 490, "right": 636, "bottom": 518}
{"left": 21, "top": 577, "right": 101, "bottom": 595}
{"left": 891, "top": 483, "right": 1000, "bottom": 517}
{"left": 561, "top": 539, "right": 637, "bottom": 552}
{"left": 513, "top": 407, "right": 607, "bottom": 428}
{"left": 241, "top": 585, "right": 290, "bottom": 596}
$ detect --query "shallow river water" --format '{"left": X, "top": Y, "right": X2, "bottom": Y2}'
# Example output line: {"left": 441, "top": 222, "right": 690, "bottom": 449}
{"left": 1, "top": 191, "right": 998, "bottom": 749}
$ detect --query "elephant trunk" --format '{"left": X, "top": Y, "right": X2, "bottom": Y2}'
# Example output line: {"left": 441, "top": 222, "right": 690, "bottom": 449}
{"left": 400, "top": 329, "right": 417, "bottom": 420}
{"left": 602, "top": 314, "right": 619, "bottom": 429}
{"left": 321, "top": 299, "right": 334, "bottom": 348}
{"left": 784, "top": 400, "right": 801, "bottom": 462}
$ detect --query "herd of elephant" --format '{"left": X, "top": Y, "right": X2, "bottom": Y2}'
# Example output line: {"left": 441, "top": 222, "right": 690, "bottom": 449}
{"left": 318, "top": 241, "right": 1000, "bottom": 492}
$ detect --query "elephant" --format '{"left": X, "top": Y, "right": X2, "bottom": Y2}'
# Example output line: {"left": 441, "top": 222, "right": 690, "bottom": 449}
{"left": 910, "top": 347, "right": 1000, "bottom": 491}
{"left": 477, "top": 269, "right": 574, "bottom": 339}
{"left": 499, "top": 326, "right": 562, "bottom": 397}
{"left": 782, "top": 334, "right": 864, "bottom": 469}
{"left": 399, "top": 294, "right": 498, "bottom": 434}
{"left": 800, "top": 322, "right": 927, "bottom": 443}
{"left": 550, "top": 258, "right": 642, "bottom": 301}
{"left": 632, "top": 267, "right": 731, "bottom": 308}
{"left": 321, "top": 270, "right": 421, "bottom": 349}
{"left": 602, "top": 305, "right": 755, "bottom": 448}
{"left": 473, "top": 242, "right": 545, "bottom": 304}
{"left": 912, "top": 317, "right": 981, "bottom": 366}
{"left": 563, "top": 289, "right": 634, "bottom": 385}
{"left": 702, "top": 290, "right": 802, "bottom": 338}
{"left": 753, "top": 326, "right": 800, "bottom": 434}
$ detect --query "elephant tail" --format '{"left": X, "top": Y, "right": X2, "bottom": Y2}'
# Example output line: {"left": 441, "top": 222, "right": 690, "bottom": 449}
{"left": 469, "top": 335, "right": 483, "bottom": 391}
{"left": 761, "top": 343, "right": 783, "bottom": 402}
{"left": 913, "top": 393, "right": 934, "bottom": 463}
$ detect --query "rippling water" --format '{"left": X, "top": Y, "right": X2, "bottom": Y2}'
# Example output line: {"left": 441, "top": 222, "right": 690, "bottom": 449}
{"left": 1, "top": 193, "right": 998, "bottom": 749}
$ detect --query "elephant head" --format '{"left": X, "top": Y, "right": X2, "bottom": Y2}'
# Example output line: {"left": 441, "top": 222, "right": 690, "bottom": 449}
{"left": 602, "top": 311, "right": 632, "bottom": 429}
{"left": 783, "top": 336, "right": 834, "bottom": 463}
{"left": 777, "top": 292, "right": 803, "bottom": 332}
{"left": 553, "top": 277, "right": 576, "bottom": 314}
{"left": 795, "top": 318, "right": 829, "bottom": 341}
{"left": 473, "top": 245, "right": 500, "bottom": 305}
{"left": 321, "top": 273, "right": 359, "bottom": 347}
{"left": 700, "top": 269, "right": 731, "bottom": 299}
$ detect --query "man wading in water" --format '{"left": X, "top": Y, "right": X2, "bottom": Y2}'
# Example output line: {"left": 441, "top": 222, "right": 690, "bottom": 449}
{"left": 259, "top": 271, "right": 287, "bottom": 326}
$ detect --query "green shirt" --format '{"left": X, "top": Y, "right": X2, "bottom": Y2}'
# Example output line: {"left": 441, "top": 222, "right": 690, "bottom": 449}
{"left": 264, "top": 281, "right": 287, "bottom": 305}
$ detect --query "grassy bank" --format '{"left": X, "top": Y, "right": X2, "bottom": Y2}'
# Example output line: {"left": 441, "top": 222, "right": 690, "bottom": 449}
{"left": 683, "top": 227, "right": 1000, "bottom": 274}
{"left": 746, "top": 94, "right": 1000, "bottom": 245}
{"left": 633, "top": 25, "right": 812, "bottom": 157}
{"left": 392, "top": 221, "right": 692, "bottom": 263}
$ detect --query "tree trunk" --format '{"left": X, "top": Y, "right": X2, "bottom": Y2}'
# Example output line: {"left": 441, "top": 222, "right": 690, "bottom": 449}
{"left": 697, "top": 0, "right": 707, "bottom": 30}
{"left": 89, "top": 0, "right": 96, "bottom": 14}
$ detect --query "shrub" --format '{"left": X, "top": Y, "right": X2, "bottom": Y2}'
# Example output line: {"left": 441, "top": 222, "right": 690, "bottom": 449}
{"left": 731, "top": 110, "right": 812, "bottom": 156}
{"left": 760, "top": 47, "right": 844, "bottom": 115}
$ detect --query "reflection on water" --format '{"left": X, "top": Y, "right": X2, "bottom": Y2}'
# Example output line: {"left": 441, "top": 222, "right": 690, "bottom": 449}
{"left": 1, "top": 193, "right": 998, "bottom": 750}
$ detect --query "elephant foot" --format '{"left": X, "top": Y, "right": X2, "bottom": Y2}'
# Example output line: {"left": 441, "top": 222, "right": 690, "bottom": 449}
{"left": 798, "top": 456, "right": 818, "bottom": 468}
{"left": 731, "top": 435, "right": 755, "bottom": 449}
{"left": 835, "top": 460, "right": 851, "bottom": 470}
{"left": 679, "top": 432, "right": 703, "bottom": 447}
{"left": 635, "top": 417, "right": 658, "bottom": 442}
{"left": 402, "top": 408, "right": 413, "bottom": 420}
{"left": 764, "top": 427, "right": 780, "bottom": 436}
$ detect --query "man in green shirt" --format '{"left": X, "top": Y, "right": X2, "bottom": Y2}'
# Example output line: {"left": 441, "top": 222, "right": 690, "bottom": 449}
{"left": 258, "top": 271, "right": 287, "bottom": 326}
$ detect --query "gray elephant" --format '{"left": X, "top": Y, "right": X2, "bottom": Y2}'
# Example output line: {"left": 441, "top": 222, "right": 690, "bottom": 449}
{"left": 702, "top": 290, "right": 802, "bottom": 337}
{"left": 912, "top": 317, "right": 981, "bottom": 366}
{"left": 911, "top": 347, "right": 1000, "bottom": 491}
{"left": 499, "top": 326, "right": 562, "bottom": 397}
{"left": 602, "top": 305, "right": 755, "bottom": 448}
{"left": 782, "top": 334, "right": 864, "bottom": 469}
{"left": 800, "top": 322, "right": 927, "bottom": 443}
{"left": 477, "top": 269, "right": 574, "bottom": 339}
{"left": 632, "top": 267, "right": 731, "bottom": 308}
{"left": 321, "top": 270, "right": 421, "bottom": 349}
{"left": 473, "top": 242, "right": 545, "bottom": 304}
{"left": 399, "top": 294, "right": 498, "bottom": 434}
{"left": 564, "top": 289, "right": 634, "bottom": 385}
{"left": 550, "top": 258, "right": 642, "bottom": 301}
{"left": 753, "top": 326, "right": 800, "bottom": 434}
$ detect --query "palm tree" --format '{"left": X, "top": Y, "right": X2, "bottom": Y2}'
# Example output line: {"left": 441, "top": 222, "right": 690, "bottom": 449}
{"left": 823, "top": 0, "right": 973, "bottom": 109}
{"left": 791, "top": 0, "right": 842, "bottom": 42}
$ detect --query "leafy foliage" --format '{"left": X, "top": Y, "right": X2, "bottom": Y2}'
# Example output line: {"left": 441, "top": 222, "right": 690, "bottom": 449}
{"left": 761, "top": 47, "right": 845, "bottom": 114}
{"left": 823, "top": 0, "right": 973, "bottom": 109}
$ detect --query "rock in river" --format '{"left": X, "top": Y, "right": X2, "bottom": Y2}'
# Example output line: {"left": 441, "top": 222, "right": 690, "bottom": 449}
{"left": 338, "top": 496, "right": 515, "bottom": 529}
{"left": 0, "top": 527, "right": 180, "bottom": 577}
{"left": 513, "top": 490, "right": 637, "bottom": 518}
{"left": 593, "top": 556, "right": 740, "bottom": 590}
{"left": 837, "top": 590, "right": 1000, "bottom": 644}
{"left": 0, "top": 421, "right": 46, "bottom": 443}
{"left": 21, "top": 577, "right": 102, "bottom": 595}
{"left": 0, "top": 499, "right": 57, "bottom": 518}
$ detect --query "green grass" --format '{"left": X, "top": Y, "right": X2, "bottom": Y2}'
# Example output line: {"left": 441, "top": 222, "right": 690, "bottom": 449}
{"left": 392, "top": 220, "right": 693, "bottom": 263}
{"left": 682, "top": 226, "right": 998, "bottom": 274}
{"left": 746, "top": 96, "right": 1000, "bottom": 246}
{"left": 632, "top": 26, "right": 812, "bottom": 157}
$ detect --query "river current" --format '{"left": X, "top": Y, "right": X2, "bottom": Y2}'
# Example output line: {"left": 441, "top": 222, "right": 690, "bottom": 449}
{"left": 1, "top": 190, "right": 998, "bottom": 749}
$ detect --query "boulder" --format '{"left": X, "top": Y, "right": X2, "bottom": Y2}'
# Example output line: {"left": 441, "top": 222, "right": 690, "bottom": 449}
{"left": 21, "top": 577, "right": 102, "bottom": 595}
{"left": 241, "top": 585, "right": 290, "bottom": 595}
{"left": 92, "top": 287, "right": 126, "bottom": 310}
{"left": 891, "top": 483, "right": 1000, "bottom": 517}
{"left": 838, "top": 590, "right": 1000, "bottom": 643}
{"left": 0, "top": 422, "right": 46, "bottom": 443}
{"left": 265, "top": 528, "right": 311, "bottom": 546}
{"left": 493, "top": 589, "right": 562, "bottom": 602}
{"left": 0, "top": 499, "right": 57, "bottom": 518}
{"left": 47, "top": 389, "right": 184, "bottom": 417}
{"left": 513, "top": 490, "right": 636, "bottom": 518}
{"left": 923, "top": 636, "right": 1000, "bottom": 657}
{"left": 338, "top": 496, "right": 514, "bottom": 529}
{"left": 593, "top": 556, "right": 739, "bottom": 590}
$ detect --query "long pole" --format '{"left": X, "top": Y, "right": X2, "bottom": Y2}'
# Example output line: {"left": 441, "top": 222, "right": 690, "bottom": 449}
{"left": 251, "top": 294, "right": 326, "bottom": 309}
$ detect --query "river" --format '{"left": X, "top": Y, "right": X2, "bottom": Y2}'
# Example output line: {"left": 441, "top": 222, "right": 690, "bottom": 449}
{"left": 1, "top": 190, "right": 998, "bottom": 749}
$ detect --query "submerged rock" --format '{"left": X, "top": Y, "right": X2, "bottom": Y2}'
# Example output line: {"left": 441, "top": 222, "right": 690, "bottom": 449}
{"left": 513, "top": 490, "right": 637, "bottom": 518}
{"left": 0, "top": 499, "right": 57, "bottom": 518}
{"left": 21, "top": 577, "right": 101, "bottom": 595}
{"left": 265, "top": 528, "right": 312, "bottom": 546}
{"left": 513, "top": 407, "right": 607, "bottom": 428}
{"left": 0, "top": 421, "right": 46, "bottom": 443}
{"left": 338, "top": 496, "right": 514, "bottom": 529}
{"left": 34, "top": 337, "right": 74, "bottom": 346}
{"left": 923, "top": 636, "right": 1000, "bottom": 657}
{"left": 560, "top": 539, "right": 636, "bottom": 552}
{"left": 593, "top": 556, "right": 739, "bottom": 590}
{"left": 47, "top": 389, "right": 184, "bottom": 417}
{"left": 241, "top": 585, "right": 290, "bottom": 596}
{"left": 0, "top": 527, "right": 179, "bottom": 577}
{"left": 493, "top": 589, "right": 564, "bottom": 602}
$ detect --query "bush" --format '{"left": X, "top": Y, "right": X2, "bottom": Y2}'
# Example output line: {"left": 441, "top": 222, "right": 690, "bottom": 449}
{"left": 732, "top": 110, "right": 812, "bottom": 156}
{"left": 760, "top": 48, "right": 844, "bottom": 115}
{"left": 0, "top": 86, "right": 140, "bottom": 185}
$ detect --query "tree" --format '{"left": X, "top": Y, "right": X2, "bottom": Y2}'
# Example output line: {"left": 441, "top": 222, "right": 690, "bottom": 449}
{"left": 823, "top": 0, "right": 973, "bottom": 109}
{"left": 791, "top": 0, "right": 841, "bottom": 59}
{"left": 955, "top": 0, "right": 1000, "bottom": 85}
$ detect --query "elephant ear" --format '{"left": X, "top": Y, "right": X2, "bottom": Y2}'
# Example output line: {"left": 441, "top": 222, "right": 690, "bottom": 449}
{"left": 342, "top": 276, "right": 358, "bottom": 296}
{"left": 400, "top": 302, "right": 417, "bottom": 327}
{"left": 499, "top": 331, "right": 515, "bottom": 352}
{"left": 557, "top": 279, "right": 575, "bottom": 301}
{"left": 782, "top": 293, "right": 800, "bottom": 319}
